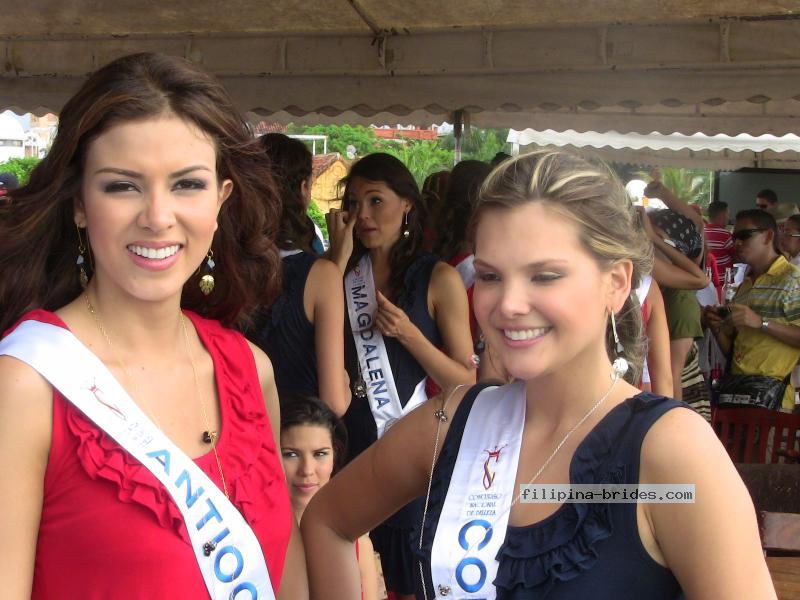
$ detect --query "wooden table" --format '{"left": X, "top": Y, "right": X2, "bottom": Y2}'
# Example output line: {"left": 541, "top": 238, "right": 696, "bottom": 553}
{"left": 768, "top": 557, "right": 800, "bottom": 600}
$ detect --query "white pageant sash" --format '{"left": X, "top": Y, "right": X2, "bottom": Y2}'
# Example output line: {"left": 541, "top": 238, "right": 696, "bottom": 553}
{"left": 454, "top": 254, "right": 476, "bottom": 290}
{"left": 431, "top": 382, "right": 525, "bottom": 599}
{"left": 0, "top": 320, "right": 275, "bottom": 600}
{"left": 345, "top": 255, "right": 427, "bottom": 437}
{"left": 279, "top": 249, "right": 303, "bottom": 259}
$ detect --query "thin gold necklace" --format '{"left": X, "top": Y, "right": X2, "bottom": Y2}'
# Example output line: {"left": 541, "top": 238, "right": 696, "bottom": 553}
{"left": 84, "top": 293, "right": 229, "bottom": 499}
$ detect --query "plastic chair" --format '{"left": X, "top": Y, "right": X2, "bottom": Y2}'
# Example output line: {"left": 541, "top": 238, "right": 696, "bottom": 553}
{"left": 712, "top": 407, "right": 800, "bottom": 464}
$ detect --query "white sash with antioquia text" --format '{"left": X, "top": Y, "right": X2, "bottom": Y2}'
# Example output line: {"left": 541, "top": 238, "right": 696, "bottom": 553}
{"left": 0, "top": 320, "right": 275, "bottom": 600}
{"left": 345, "top": 255, "right": 427, "bottom": 437}
{"left": 430, "top": 382, "right": 525, "bottom": 598}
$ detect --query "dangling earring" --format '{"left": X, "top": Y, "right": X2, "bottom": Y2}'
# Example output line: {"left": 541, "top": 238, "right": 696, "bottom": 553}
{"left": 610, "top": 310, "right": 629, "bottom": 379}
{"left": 402, "top": 211, "right": 410, "bottom": 238}
{"left": 199, "top": 250, "right": 216, "bottom": 295}
{"left": 76, "top": 225, "right": 89, "bottom": 290}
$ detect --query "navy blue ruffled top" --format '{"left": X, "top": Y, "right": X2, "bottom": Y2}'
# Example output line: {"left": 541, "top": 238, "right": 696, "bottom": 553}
{"left": 414, "top": 385, "right": 687, "bottom": 600}
{"left": 248, "top": 251, "right": 319, "bottom": 398}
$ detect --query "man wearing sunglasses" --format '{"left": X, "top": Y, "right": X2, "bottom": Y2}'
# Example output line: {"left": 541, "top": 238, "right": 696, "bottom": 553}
{"left": 705, "top": 209, "right": 800, "bottom": 411}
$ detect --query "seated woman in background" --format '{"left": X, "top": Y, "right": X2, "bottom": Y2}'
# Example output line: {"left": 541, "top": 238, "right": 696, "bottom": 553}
{"left": 326, "top": 153, "right": 476, "bottom": 600}
{"left": 0, "top": 53, "right": 306, "bottom": 599}
{"left": 302, "top": 150, "right": 773, "bottom": 600}
{"left": 249, "top": 133, "right": 350, "bottom": 416}
{"left": 280, "top": 393, "right": 378, "bottom": 600}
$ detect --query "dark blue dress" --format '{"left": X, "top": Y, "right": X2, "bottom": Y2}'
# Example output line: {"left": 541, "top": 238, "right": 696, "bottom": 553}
{"left": 343, "top": 251, "right": 443, "bottom": 595}
{"left": 415, "top": 385, "right": 687, "bottom": 599}
{"left": 249, "top": 251, "right": 319, "bottom": 399}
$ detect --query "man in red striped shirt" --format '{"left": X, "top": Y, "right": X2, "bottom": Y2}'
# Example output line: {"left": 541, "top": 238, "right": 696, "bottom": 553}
{"left": 705, "top": 201, "right": 735, "bottom": 271}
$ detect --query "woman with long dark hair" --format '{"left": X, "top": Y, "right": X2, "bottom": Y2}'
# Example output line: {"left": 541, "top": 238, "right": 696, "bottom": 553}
{"left": 0, "top": 53, "right": 306, "bottom": 599}
{"left": 249, "top": 133, "right": 349, "bottom": 416}
{"left": 326, "top": 153, "right": 475, "bottom": 600}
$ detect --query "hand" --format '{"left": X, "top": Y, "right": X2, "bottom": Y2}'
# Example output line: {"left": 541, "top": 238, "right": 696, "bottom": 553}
{"left": 375, "top": 291, "right": 416, "bottom": 345}
{"left": 728, "top": 303, "right": 762, "bottom": 330}
{"left": 326, "top": 208, "right": 356, "bottom": 271}
{"left": 702, "top": 305, "right": 725, "bottom": 332}
{"left": 644, "top": 179, "right": 668, "bottom": 199}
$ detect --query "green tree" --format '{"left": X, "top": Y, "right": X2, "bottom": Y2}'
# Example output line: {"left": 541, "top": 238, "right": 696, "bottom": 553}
{"left": 289, "top": 124, "right": 380, "bottom": 158}
{"left": 0, "top": 156, "right": 40, "bottom": 185}
{"left": 637, "top": 167, "right": 713, "bottom": 207}
{"left": 440, "top": 127, "right": 510, "bottom": 162}
{"left": 379, "top": 140, "right": 455, "bottom": 187}
{"left": 307, "top": 201, "right": 328, "bottom": 239}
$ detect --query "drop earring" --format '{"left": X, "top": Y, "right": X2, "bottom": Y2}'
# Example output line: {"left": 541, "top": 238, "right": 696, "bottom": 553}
{"left": 610, "top": 310, "right": 629, "bottom": 379}
{"left": 199, "top": 250, "right": 216, "bottom": 295}
{"left": 402, "top": 211, "right": 410, "bottom": 238}
{"left": 76, "top": 225, "right": 89, "bottom": 289}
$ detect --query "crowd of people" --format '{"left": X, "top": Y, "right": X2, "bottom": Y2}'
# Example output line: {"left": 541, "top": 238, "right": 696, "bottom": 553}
{"left": 0, "top": 52, "right": 786, "bottom": 600}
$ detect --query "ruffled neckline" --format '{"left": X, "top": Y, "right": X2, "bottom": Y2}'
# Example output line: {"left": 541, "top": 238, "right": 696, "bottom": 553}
{"left": 21, "top": 309, "right": 282, "bottom": 547}
{"left": 416, "top": 388, "right": 677, "bottom": 598}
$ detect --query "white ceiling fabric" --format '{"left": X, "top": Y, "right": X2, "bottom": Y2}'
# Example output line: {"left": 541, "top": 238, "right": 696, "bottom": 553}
{"left": 3, "top": 1, "right": 800, "bottom": 134}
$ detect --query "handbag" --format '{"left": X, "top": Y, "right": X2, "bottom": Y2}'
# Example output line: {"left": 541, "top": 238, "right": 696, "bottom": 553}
{"left": 716, "top": 373, "right": 788, "bottom": 411}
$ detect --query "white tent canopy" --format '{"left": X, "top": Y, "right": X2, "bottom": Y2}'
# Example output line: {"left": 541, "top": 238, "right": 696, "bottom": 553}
{"left": 3, "top": 1, "right": 800, "bottom": 134}
{"left": 507, "top": 129, "right": 800, "bottom": 169}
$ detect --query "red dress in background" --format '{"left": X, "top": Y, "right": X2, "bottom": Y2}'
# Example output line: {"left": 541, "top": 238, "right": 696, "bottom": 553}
{"left": 10, "top": 310, "right": 292, "bottom": 600}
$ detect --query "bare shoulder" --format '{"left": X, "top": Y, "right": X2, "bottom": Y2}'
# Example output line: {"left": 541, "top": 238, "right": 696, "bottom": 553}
{"left": 307, "top": 257, "right": 344, "bottom": 305}
{"left": 430, "top": 260, "right": 462, "bottom": 289}
{"left": 309, "top": 256, "right": 343, "bottom": 285}
{"left": 245, "top": 339, "right": 276, "bottom": 387}
{"left": 0, "top": 355, "right": 53, "bottom": 407}
{"left": 641, "top": 406, "right": 730, "bottom": 476}
{"left": 0, "top": 355, "right": 53, "bottom": 454}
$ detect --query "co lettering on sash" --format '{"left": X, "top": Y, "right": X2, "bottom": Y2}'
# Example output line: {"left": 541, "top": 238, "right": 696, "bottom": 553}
{"left": 456, "top": 519, "right": 493, "bottom": 595}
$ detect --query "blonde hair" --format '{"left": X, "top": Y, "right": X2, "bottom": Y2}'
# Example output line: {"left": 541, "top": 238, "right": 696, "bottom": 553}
{"left": 471, "top": 150, "right": 654, "bottom": 384}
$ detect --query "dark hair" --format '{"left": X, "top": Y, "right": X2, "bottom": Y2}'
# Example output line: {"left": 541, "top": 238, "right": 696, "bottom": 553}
{"left": 470, "top": 150, "right": 653, "bottom": 385}
{"left": 490, "top": 151, "right": 511, "bottom": 166}
{"left": 280, "top": 393, "right": 348, "bottom": 473}
{"left": 434, "top": 160, "right": 492, "bottom": 260}
{"left": 757, "top": 189, "right": 778, "bottom": 205}
{"left": 259, "top": 133, "right": 315, "bottom": 252}
{"left": 0, "top": 52, "right": 281, "bottom": 332}
{"left": 786, "top": 214, "right": 800, "bottom": 230}
{"left": 735, "top": 208, "right": 781, "bottom": 254}
{"left": 342, "top": 153, "right": 424, "bottom": 300}
{"left": 707, "top": 201, "right": 728, "bottom": 221}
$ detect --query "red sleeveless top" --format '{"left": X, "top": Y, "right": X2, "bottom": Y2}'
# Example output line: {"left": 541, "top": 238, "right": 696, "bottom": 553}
{"left": 13, "top": 310, "right": 291, "bottom": 599}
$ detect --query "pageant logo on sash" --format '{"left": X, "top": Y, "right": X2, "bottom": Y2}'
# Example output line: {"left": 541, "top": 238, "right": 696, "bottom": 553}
{"left": 482, "top": 444, "right": 507, "bottom": 490}
{"left": 345, "top": 255, "right": 426, "bottom": 437}
{"left": 0, "top": 320, "right": 275, "bottom": 600}
{"left": 430, "top": 383, "right": 525, "bottom": 599}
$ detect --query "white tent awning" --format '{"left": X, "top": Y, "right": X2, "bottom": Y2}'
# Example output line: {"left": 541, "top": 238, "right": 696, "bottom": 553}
{"left": 3, "top": 1, "right": 800, "bottom": 134}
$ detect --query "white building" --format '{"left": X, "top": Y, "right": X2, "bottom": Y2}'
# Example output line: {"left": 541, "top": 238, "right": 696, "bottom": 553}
{"left": 0, "top": 112, "right": 25, "bottom": 163}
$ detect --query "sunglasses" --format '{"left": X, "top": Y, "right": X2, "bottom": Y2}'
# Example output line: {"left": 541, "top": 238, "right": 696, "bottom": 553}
{"left": 732, "top": 228, "right": 766, "bottom": 242}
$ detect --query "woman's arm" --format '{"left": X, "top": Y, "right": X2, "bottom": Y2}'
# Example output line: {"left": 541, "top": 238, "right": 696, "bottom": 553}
{"left": 652, "top": 252, "right": 710, "bottom": 290}
{"left": 0, "top": 357, "right": 53, "bottom": 600}
{"left": 357, "top": 534, "right": 379, "bottom": 600}
{"left": 249, "top": 343, "right": 309, "bottom": 600}
{"left": 302, "top": 386, "right": 468, "bottom": 600}
{"left": 306, "top": 258, "right": 350, "bottom": 416}
{"left": 644, "top": 282, "right": 674, "bottom": 397}
{"left": 375, "top": 263, "right": 475, "bottom": 389}
{"left": 641, "top": 408, "right": 776, "bottom": 599}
